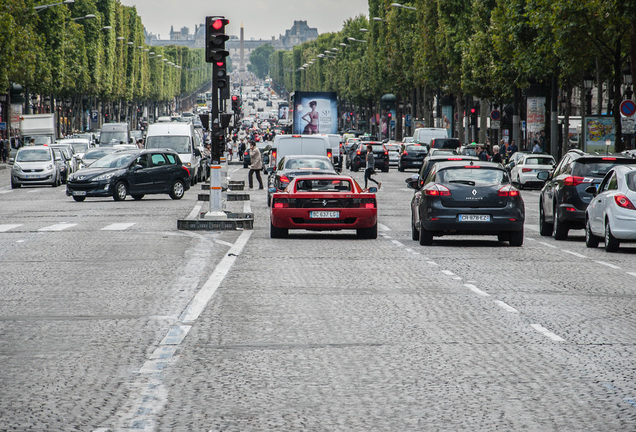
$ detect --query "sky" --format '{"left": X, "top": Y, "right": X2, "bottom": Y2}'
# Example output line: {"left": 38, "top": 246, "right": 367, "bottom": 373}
{"left": 119, "top": 0, "right": 370, "bottom": 41}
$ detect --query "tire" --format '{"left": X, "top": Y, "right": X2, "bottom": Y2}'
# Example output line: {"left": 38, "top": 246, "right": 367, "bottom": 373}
{"left": 357, "top": 223, "right": 378, "bottom": 239}
{"left": 382, "top": 167, "right": 389, "bottom": 173}
{"left": 398, "top": 165, "right": 404, "bottom": 172}
{"left": 508, "top": 228, "right": 524, "bottom": 246}
{"left": 131, "top": 194, "right": 144, "bottom": 200}
{"left": 270, "top": 220, "right": 288, "bottom": 238}
{"left": 169, "top": 180, "right": 185, "bottom": 200}
{"left": 243, "top": 162, "right": 248, "bottom": 169}
{"left": 418, "top": 221, "right": 433, "bottom": 246}
{"left": 604, "top": 222, "right": 620, "bottom": 252}
{"left": 497, "top": 233, "right": 509, "bottom": 242}
{"left": 73, "top": 196, "right": 86, "bottom": 202}
{"left": 51, "top": 174, "right": 58, "bottom": 187}
{"left": 11, "top": 180, "right": 21, "bottom": 189}
{"left": 539, "top": 201, "right": 552, "bottom": 236}
{"left": 113, "top": 181, "right": 127, "bottom": 201}
{"left": 552, "top": 204, "right": 568, "bottom": 240}
{"left": 411, "top": 217, "right": 419, "bottom": 241}
{"left": 585, "top": 219, "right": 600, "bottom": 248}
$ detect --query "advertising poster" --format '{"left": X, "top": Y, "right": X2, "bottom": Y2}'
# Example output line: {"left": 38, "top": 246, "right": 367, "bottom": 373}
{"left": 278, "top": 105, "right": 289, "bottom": 121}
{"left": 441, "top": 105, "right": 453, "bottom": 138}
{"left": 292, "top": 91, "right": 338, "bottom": 134}
{"left": 526, "top": 97, "right": 546, "bottom": 148}
{"left": 584, "top": 116, "right": 615, "bottom": 153}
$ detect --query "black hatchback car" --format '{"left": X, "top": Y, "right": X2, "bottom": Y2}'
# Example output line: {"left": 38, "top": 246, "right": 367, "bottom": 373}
{"left": 538, "top": 150, "right": 636, "bottom": 240}
{"left": 349, "top": 142, "right": 389, "bottom": 172}
{"left": 408, "top": 160, "right": 525, "bottom": 246}
{"left": 398, "top": 144, "right": 428, "bottom": 171}
{"left": 66, "top": 149, "right": 191, "bottom": 201}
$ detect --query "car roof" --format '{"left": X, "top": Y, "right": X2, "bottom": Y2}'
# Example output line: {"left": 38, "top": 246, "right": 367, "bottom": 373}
{"left": 427, "top": 154, "right": 479, "bottom": 161}
{"left": 282, "top": 155, "right": 331, "bottom": 160}
{"left": 433, "top": 160, "right": 504, "bottom": 169}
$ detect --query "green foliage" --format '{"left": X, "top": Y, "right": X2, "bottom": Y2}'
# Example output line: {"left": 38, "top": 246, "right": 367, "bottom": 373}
{"left": 248, "top": 44, "right": 275, "bottom": 79}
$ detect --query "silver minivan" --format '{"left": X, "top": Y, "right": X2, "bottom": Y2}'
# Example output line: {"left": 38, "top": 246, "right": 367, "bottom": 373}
{"left": 10, "top": 145, "right": 60, "bottom": 188}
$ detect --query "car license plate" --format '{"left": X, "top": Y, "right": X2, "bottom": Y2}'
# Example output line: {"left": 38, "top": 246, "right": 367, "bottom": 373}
{"left": 310, "top": 211, "right": 339, "bottom": 219}
{"left": 458, "top": 214, "right": 490, "bottom": 222}
{"left": 414, "top": 161, "right": 422, "bottom": 165}
{"left": 26, "top": 174, "right": 41, "bottom": 179}
{"left": 72, "top": 191, "right": 87, "bottom": 196}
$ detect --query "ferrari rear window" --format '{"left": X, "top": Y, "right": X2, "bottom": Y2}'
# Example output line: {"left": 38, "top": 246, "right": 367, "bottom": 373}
{"left": 296, "top": 179, "right": 352, "bottom": 192}
{"left": 437, "top": 167, "right": 507, "bottom": 185}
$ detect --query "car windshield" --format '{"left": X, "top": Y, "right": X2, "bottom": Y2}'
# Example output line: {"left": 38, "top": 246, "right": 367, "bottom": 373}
{"left": 296, "top": 178, "right": 352, "bottom": 192}
{"left": 285, "top": 158, "right": 332, "bottom": 171}
{"left": 100, "top": 131, "right": 127, "bottom": 145}
{"left": 574, "top": 160, "right": 636, "bottom": 177}
{"left": 385, "top": 145, "right": 401, "bottom": 152}
{"left": 438, "top": 167, "right": 507, "bottom": 186}
{"left": 525, "top": 157, "right": 554, "bottom": 165}
{"left": 84, "top": 149, "right": 115, "bottom": 160}
{"left": 70, "top": 142, "right": 89, "bottom": 153}
{"left": 405, "top": 145, "right": 425, "bottom": 152}
{"left": 627, "top": 172, "right": 636, "bottom": 192}
{"left": 16, "top": 148, "right": 51, "bottom": 162}
{"left": 91, "top": 152, "right": 136, "bottom": 168}
{"left": 24, "top": 135, "right": 53, "bottom": 145}
{"left": 145, "top": 136, "right": 191, "bottom": 153}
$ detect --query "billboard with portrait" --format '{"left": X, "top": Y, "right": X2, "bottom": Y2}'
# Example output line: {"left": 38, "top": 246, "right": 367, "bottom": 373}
{"left": 292, "top": 91, "right": 338, "bottom": 135}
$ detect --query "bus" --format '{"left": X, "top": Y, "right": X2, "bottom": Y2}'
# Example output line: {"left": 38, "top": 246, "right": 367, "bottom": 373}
{"left": 196, "top": 94, "right": 206, "bottom": 108}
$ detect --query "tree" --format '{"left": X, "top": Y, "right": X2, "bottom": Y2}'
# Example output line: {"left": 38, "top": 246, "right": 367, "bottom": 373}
{"left": 248, "top": 44, "right": 275, "bottom": 79}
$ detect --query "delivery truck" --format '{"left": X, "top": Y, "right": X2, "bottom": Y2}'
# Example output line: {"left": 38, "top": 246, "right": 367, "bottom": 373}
{"left": 20, "top": 114, "right": 57, "bottom": 146}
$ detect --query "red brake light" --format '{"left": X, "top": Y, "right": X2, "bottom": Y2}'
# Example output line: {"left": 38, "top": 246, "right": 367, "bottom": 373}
{"left": 563, "top": 176, "right": 585, "bottom": 186}
{"left": 273, "top": 200, "right": 289, "bottom": 208}
{"left": 602, "top": 157, "right": 616, "bottom": 161}
{"left": 521, "top": 168, "right": 532, "bottom": 172}
{"left": 614, "top": 194, "right": 636, "bottom": 210}
{"left": 448, "top": 158, "right": 462, "bottom": 160}
{"left": 498, "top": 185, "right": 520, "bottom": 197}
{"left": 291, "top": 135, "right": 301, "bottom": 138}
{"left": 424, "top": 183, "right": 451, "bottom": 196}
{"left": 357, "top": 150, "right": 361, "bottom": 155}
{"left": 403, "top": 151, "right": 408, "bottom": 155}
{"left": 327, "top": 150, "right": 332, "bottom": 159}
{"left": 464, "top": 165, "right": 481, "bottom": 168}
{"left": 279, "top": 175, "right": 290, "bottom": 183}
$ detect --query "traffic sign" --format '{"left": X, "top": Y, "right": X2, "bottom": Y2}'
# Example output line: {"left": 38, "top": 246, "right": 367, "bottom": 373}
{"left": 490, "top": 109, "right": 501, "bottom": 121}
{"left": 620, "top": 100, "right": 636, "bottom": 117}
{"left": 0, "top": 122, "right": 6, "bottom": 131}
{"left": 491, "top": 121, "right": 500, "bottom": 130}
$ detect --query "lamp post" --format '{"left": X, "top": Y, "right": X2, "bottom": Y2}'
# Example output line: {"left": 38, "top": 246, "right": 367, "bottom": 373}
{"left": 72, "top": 14, "right": 96, "bottom": 22}
{"left": 390, "top": 2, "right": 417, "bottom": 10}
{"left": 34, "top": 0, "right": 74, "bottom": 12}
{"left": 583, "top": 74, "right": 594, "bottom": 116}
{"left": 623, "top": 61, "right": 633, "bottom": 100}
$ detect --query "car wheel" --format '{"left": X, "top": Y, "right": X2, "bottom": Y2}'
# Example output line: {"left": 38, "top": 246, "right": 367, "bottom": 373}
{"left": 51, "top": 174, "right": 58, "bottom": 187}
{"left": 539, "top": 200, "right": 552, "bottom": 236}
{"left": 411, "top": 216, "right": 419, "bottom": 241}
{"left": 418, "top": 221, "right": 433, "bottom": 246}
{"left": 552, "top": 204, "right": 568, "bottom": 240}
{"left": 497, "top": 233, "right": 509, "bottom": 242}
{"left": 604, "top": 221, "right": 620, "bottom": 252}
{"left": 11, "top": 180, "right": 21, "bottom": 189}
{"left": 113, "top": 181, "right": 127, "bottom": 201}
{"left": 131, "top": 194, "right": 144, "bottom": 200}
{"left": 243, "top": 162, "right": 248, "bottom": 169}
{"left": 585, "top": 218, "right": 600, "bottom": 248}
{"left": 508, "top": 228, "right": 524, "bottom": 246}
{"left": 398, "top": 164, "right": 404, "bottom": 172}
{"left": 73, "top": 196, "right": 86, "bottom": 202}
{"left": 382, "top": 167, "right": 389, "bottom": 173}
{"left": 169, "top": 180, "right": 185, "bottom": 200}
{"left": 357, "top": 223, "right": 377, "bottom": 239}
{"left": 270, "top": 220, "right": 288, "bottom": 238}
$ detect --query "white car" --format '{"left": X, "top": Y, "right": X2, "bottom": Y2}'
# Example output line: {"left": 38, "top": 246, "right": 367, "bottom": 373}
{"left": 585, "top": 165, "right": 636, "bottom": 252}
{"left": 510, "top": 153, "right": 555, "bottom": 189}
{"left": 385, "top": 143, "right": 401, "bottom": 166}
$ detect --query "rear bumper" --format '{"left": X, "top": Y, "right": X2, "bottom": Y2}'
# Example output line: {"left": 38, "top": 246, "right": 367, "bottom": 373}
{"left": 271, "top": 208, "right": 377, "bottom": 230}
{"left": 607, "top": 210, "right": 636, "bottom": 240}
{"left": 421, "top": 201, "right": 525, "bottom": 235}
{"left": 557, "top": 205, "right": 586, "bottom": 229}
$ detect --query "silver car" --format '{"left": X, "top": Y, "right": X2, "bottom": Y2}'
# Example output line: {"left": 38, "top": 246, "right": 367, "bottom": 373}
{"left": 10, "top": 146, "right": 60, "bottom": 188}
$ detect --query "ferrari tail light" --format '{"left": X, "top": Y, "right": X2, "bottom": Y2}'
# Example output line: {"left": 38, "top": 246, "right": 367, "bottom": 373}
{"left": 521, "top": 168, "right": 532, "bottom": 173}
{"left": 614, "top": 194, "right": 636, "bottom": 210}
{"left": 360, "top": 198, "right": 376, "bottom": 208}
{"left": 273, "top": 199, "right": 289, "bottom": 208}
{"left": 563, "top": 176, "right": 586, "bottom": 186}
{"left": 424, "top": 183, "right": 451, "bottom": 196}
{"left": 364, "top": 202, "right": 375, "bottom": 209}
{"left": 403, "top": 151, "right": 408, "bottom": 155}
{"left": 498, "top": 185, "right": 520, "bottom": 197}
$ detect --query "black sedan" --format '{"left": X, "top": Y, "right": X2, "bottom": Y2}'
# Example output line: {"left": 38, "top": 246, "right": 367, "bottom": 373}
{"left": 348, "top": 142, "right": 389, "bottom": 172}
{"left": 398, "top": 144, "right": 428, "bottom": 171}
{"left": 66, "top": 149, "right": 191, "bottom": 201}
{"left": 408, "top": 160, "right": 525, "bottom": 246}
{"left": 267, "top": 155, "right": 337, "bottom": 205}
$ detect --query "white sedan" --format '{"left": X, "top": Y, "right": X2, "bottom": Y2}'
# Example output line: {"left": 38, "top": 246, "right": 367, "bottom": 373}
{"left": 510, "top": 153, "right": 555, "bottom": 189}
{"left": 585, "top": 165, "right": 636, "bottom": 252}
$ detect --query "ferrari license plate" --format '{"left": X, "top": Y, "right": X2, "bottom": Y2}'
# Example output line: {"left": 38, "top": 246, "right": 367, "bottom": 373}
{"left": 310, "top": 211, "right": 339, "bottom": 219}
{"left": 458, "top": 214, "right": 490, "bottom": 222}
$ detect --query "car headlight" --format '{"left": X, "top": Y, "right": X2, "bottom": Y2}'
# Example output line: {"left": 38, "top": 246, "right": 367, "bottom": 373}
{"left": 185, "top": 162, "right": 192, "bottom": 168}
{"left": 46, "top": 164, "right": 54, "bottom": 170}
{"left": 12, "top": 163, "right": 23, "bottom": 172}
{"left": 94, "top": 172, "right": 117, "bottom": 181}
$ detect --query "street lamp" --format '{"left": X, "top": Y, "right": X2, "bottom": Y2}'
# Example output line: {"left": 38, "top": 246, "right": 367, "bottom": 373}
{"left": 347, "top": 37, "right": 367, "bottom": 43}
{"left": 101, "top": 26, "right": 112, "bottom": 30}
{"left": 35, "top": 0, "right": 74, "bottom": 12}
{"left": 72, "top": 14, "right": 96, "bottom": 21}
{"left": 116, "top": 36, "right": 124, "bottom": 41}
{"left": 584, "top": 73, "right": 594, "bottom": 116}
{"left": 623, "top": 61, "right": 633, "bottom": 100}
{"left": 390, "top": 2, "right": 417, "bottom": 10}
{"left": 372, "top": 17, "right": 386, "bottom": 22}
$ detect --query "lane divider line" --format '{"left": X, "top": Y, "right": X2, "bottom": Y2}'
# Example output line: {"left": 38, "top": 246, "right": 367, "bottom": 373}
{"left": 531, "top": 323, "right": 565, "bottom": 342}
{"left": 562, "top": 249, "right": 587, "bottom": 259}
{"left": 595, "top": 261, "right": 621, "bottom": 270}
{"left": 538, "top": 241, "right": 558, "bottom": 249}
{"left": 0, "top": 224, "right": 22, "bottom": 232}
{"left": 494, "top": 300, "right": 519, "bottom": 313}
{"left": 464, "top": 283, "right": 490, "bottom": 297}
{"left": 441, "top": 270, "right": 455, "bottom": 276}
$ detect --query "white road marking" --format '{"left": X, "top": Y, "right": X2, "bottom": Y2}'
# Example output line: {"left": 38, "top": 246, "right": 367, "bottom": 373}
{"left": 441, "top": 270, "right": 455, "bottom": 276}
{"left": 531, "top": 324, "right": 565, "bottom": 342}
{"left": 452, "top": 276, "right": 462, "bottom": 280}
{"left": 391, "top": 239, "right": 403, "bottom": 247}
{"left": 101, "top": 222, "right": 136, "bottom": 231}
{"left": 427, "top": 261, "right": 438, "bottom": 266}
{"left": 159, "top": 325, "right": 191, "bottom": 345}
{"left": 0, "top": 224, "right": 22, "bottom": 232}
{"left": 494, "top": 300, "right": 519, "bottom": 313}
{"left": 378, "top": 223, "right": 391, "bottom": 232}
{"left": 595, "top": 261, "right": 620, "bottom": 270}
{"left": 464, "top": 283, "right": 490, "bottom": 297}
{"left": 243, "top": 200, "right": 251, "bottom": 213}
{"left": 186, "top": 202, "right": 203, "bottom": 220}
{"left": 563, "top": 249, "right": 587, "bottom": 259}
{"left": 180, "top": 229, "right": 252, "bottom": 323}
{"left": 628, "top": 272, "right": 636, "bottom": 278}
{"left": 404, "top": 248, "right": 413, "bottom": 253}
{"left": 0, "top": 189, "right": 12, "bottom": 194}
{"left": 38, "top": 222, "right": 77, "bottom": 232}
{"left": 525, "top": 237, "right": 536, "bottom": 241}
{"left": 538, "top": 241, "right": 558, "bottom": 248}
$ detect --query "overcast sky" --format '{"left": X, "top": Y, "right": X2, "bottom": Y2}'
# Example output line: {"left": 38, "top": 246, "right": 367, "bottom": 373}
{"left": 119, "top": 0, "right": 369, "bottom": 41}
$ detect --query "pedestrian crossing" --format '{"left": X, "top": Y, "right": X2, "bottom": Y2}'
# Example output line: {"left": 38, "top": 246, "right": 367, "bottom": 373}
{"left": 0, "top": 222, "right": 138, "bottom": 233}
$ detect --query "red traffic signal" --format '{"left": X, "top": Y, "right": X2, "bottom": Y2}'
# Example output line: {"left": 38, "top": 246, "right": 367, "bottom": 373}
{"left": 212, "top": 19, "right": 227, "bottom": 30}
{"left": 387, "top": 112, "right": 392, "bottom": 118}
{"left": 231, "top": 95, "right": 238, "bottom": 101}
{"left": 470, "top": 108, "right": 476, "bottom": 114}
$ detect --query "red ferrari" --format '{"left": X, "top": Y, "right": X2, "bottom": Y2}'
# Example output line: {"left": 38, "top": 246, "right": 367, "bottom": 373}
{"left": 269, "top": 175, "right": 378, "bottom": 239}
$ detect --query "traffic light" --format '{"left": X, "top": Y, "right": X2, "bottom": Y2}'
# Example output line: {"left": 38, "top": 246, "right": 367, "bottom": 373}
{"left": 231, "top": 95, "right": 241, "bottom": 112}
{"left": 471, "top": 103, "right": 479, "bottom": 126}
{"left": 211, "top": 126, "right": 224, "bottom": 163}
{"left": 10, "top": 83, "right": 24, "bottom": 103}
{"left": 205, "top": 17, "right": 229, "bottom": 64}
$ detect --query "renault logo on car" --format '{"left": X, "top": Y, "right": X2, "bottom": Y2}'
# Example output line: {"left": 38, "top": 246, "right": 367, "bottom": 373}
{"left": 472, "top": 189, "right": 477, "bottom": 196}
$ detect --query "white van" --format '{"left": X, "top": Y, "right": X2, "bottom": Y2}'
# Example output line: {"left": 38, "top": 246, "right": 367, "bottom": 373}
{"left": 269, "top": 134, "right": 336, "bottom": 172}
{"left": 412, "top": 127, "right": 448, "bottom": 147}
{"left": 145, "top": 122, "right": 202, "bottom": 185}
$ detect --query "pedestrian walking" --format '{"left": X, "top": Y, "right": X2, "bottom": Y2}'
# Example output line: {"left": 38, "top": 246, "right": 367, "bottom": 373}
{"left": 238, "top": 140, "right": 246, "bottom": 161}
{"left": 364, "top": 145, "right": 381, "bottom": 189}
{"left": 0, "top": 136, "right": 6, "bottom": 163}
{"left": 532, "top": 140, "right": 541, "bottom": 153}
{"left": 248, "top": 141, "right": 263, "bottom": 189}
{"left": 507, "top": 140, "right": 518, "bottom": 159}
{"left": 492, "top": 145, "right": 503, "bottom": 163}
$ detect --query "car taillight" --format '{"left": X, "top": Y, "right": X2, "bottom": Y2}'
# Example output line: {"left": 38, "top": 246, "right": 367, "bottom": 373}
{"left": 279, "top": 175, "right": 290, "bottom": 183}
{"left": 521, "top": 168, "right": 532, "bottom": 172}
{"left": 384, "top": 151, "right": 388, "bottom": 156}
{"left": 327, "top": 149, "right": 332, "bottom": 159}
{"left": 614, "top": 194, "right": 636, "bottom": 210}
{"left": 602, "top": 157, "right": 616, "bottom": 161}
{"left": 563, "top": 176, "right": 586, "bottom": 186}
{"left": 364, "top": 202, "right": 375, "bottom": 209}
{"left": 403, "top": 151, "right": 408, "bottom": 155}
{"left": 464, "top": 165, "right": 481, "bottom": 168}
{"left": 244, "top": 151, "right": 249, "bottom": 156}
{"left": 357, "top": 150, "right": 361, "bottom": 155}
{"left": 273, "top": 199, "right": 289, "bottom": 208}
{"left": 424, "top": 183, "right": 451, "bottom": 196}
{"left": 448, "top": 158, "right": 462, "bottom": 160}
{"left": 498, "top": 185, "right": 520, "bottom": 197}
